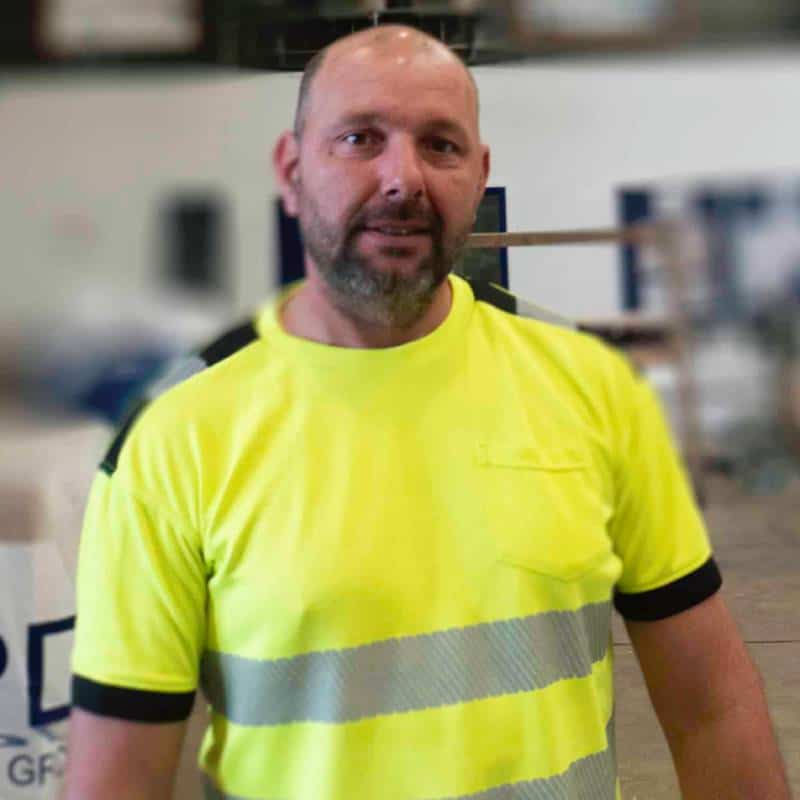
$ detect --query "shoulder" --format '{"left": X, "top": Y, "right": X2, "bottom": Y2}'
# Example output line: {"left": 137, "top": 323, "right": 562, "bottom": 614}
{"left": 466, "top": 279, "right": 646, "bottom": 442}
{"left": 100, "top": 319, "right": 262, "bottom": 478}
{"left": 469, "top": 281, "right": 638, "bottom": 393}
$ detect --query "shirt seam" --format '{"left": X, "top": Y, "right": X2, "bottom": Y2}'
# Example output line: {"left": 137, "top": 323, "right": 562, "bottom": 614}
{"left": 106, "top": 473, "right": 206, "bottom": 566}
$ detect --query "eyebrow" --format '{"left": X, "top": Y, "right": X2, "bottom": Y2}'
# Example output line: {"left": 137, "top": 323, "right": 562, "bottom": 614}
{"left": 422, "top": 117, "right": 470, "bottom": 142}
{"left": 324, "top": 113, "right": 383, "bottom": 134}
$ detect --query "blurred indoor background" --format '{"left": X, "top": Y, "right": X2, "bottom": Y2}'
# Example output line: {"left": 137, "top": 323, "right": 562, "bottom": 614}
{"left": 2, "top": 2, "right": 800, "bottom": 798}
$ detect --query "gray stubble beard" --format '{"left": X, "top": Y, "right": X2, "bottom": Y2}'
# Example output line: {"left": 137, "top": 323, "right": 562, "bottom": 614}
{"left": 298, "top": 193, "right": 470, "bottom": 330}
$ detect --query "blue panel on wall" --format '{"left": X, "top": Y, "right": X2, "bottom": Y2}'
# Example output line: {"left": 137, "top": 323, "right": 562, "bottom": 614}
{"left": 617, "top": 189, "right": 651, "bottom": 311}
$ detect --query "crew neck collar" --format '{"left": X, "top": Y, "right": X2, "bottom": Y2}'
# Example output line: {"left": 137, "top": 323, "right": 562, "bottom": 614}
{"left": 256, "top": 274, "right": 474, "bottom": 373}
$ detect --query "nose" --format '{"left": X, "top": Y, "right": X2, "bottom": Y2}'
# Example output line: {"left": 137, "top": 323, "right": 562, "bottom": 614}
{"left": 379, "top": 135, "right": 425, "bottom": 204}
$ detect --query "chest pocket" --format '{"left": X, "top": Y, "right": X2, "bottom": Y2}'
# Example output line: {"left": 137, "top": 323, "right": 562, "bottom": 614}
{"left": 476, "top": 441, "right": 612, "bottom": 581}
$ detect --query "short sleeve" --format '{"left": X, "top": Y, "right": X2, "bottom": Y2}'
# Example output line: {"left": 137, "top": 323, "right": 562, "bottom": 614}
{"left": 608, "top": 361, "right": 722, "bottom": 621}
{"left": 71, "top": 468, "right": 207, "bottom": 722}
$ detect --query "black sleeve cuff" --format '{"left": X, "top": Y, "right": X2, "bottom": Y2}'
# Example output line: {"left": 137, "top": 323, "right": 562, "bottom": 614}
{"left": 614, "top": 557, "right": 723, "bottom": 622}
{"left": 72, "top": 675, "right": 195, "bottom": 723}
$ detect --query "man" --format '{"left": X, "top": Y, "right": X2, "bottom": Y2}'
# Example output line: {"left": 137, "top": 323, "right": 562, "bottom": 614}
{"left": 64, "top": 25, "right": 790, "bottom": 800}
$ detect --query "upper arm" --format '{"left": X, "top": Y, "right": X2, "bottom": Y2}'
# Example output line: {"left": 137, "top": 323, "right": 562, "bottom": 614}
{"left": 607, "top": 355, "right": 746, "bottom": 729}
{"left": 608, "top": 363, "right": 715, "bottom": 603}
{"left": 68, "top": 416, "right": 207, "bottom": 794}
{"left": 625, "top": 593, "right": 761, "bottom": 738}
{"left": 72, "top": 471, "right": 207, "bottom": 692}
{"left": 602, "top": 353, "right": 721, "bottom": 620}
{"left": 63, "top": 708, "right": 187, "bottom": 800}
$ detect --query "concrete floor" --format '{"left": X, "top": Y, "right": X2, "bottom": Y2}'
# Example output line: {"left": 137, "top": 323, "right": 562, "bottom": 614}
{"left": 615, "top": 476, "right": 800, "bottom": 798}
{"left": 174, "top": 476, "right": 800, "bottom": 799}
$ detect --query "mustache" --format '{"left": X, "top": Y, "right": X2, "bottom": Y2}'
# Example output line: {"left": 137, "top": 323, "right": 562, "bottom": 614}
{"left": 349, "top": 203, "right": 442, "bottom": 235}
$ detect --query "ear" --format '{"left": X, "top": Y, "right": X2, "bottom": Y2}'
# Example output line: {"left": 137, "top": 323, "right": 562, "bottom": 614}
{"left": 273, "top": 130, "right": 301, "bottom": 217}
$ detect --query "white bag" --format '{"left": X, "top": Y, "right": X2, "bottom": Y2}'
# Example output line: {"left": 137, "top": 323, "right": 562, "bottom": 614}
{"left": 0, "top": 415, "right": 109, "bottom": 800}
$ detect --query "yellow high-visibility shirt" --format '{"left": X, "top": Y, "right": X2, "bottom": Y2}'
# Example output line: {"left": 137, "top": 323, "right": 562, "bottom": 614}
{"left": 72, "top": 274, "right": 720, "bottom": 800}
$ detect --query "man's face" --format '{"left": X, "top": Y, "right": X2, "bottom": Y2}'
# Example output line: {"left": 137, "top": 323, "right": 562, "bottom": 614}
{"left": 281, "top": 38, "right": 489, "bottom": 328}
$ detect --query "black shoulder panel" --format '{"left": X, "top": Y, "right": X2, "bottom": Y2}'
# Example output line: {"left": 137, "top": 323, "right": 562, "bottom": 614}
{"left": 99, "top": 398, "right": 149, "bottom": 476}
{"left": 466, "top": 278, "right": 518, "bottom": 315}
{"left": 199, "top": 320, "right": 258, "bottom": 366}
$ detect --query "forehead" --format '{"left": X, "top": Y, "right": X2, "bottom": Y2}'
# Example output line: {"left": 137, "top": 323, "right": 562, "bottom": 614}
{"left": 309, "top": 44, "right": 478, "bottom": 135}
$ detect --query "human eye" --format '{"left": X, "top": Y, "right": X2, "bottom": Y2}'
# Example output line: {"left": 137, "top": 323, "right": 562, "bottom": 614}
{"left": 427, "top": 137, "right": 461, "bottom": 157}
{"left": 343, "top": 132, "right": 370, "bottom": 146}
{"left": 336, "top": 130, "right": 383, "bottom": 154}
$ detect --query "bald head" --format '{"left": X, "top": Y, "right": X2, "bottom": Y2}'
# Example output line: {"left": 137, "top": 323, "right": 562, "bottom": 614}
{"left": 293, "top": 25, "right": 479, "bottom": 139}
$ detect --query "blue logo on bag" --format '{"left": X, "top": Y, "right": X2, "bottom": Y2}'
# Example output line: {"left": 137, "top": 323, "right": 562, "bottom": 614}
{"left": 27, "top": 617, "right": 75, "bottom": 727}
{"left": 1, "top": 616, "right": 74, "bottom": 789}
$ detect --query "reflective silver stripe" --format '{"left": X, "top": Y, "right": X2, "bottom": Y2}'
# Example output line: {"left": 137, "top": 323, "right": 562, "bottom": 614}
{"left": 435, "top": 716, "right": 616, "bottom": 800}
{"left": 201, "top": 601, "right": 609, "bottom": 726}
{"left": 201, "top": 715, "right": 615, "bottom": 800}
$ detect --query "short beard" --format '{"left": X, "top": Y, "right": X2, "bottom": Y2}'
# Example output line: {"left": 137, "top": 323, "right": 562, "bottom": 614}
{"left": 298, "top": 193, "right": 469, "bottom": 329}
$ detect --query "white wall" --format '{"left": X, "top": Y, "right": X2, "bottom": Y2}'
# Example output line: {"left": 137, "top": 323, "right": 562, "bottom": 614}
{"left": 0, "top": 70, "right": 273, "bottom": 325}
{"left": 3, "top": 48, "right": 800, "bottom": 328}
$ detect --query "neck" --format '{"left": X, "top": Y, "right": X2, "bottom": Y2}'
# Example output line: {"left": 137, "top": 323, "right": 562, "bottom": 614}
{"left": 280, "top": 270, "right": 453, "bottom": 349}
